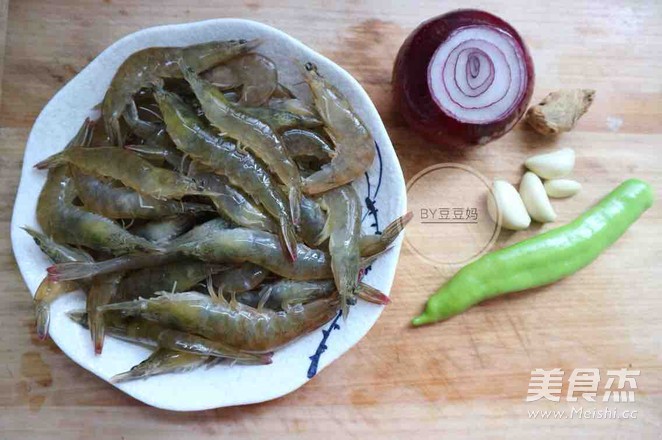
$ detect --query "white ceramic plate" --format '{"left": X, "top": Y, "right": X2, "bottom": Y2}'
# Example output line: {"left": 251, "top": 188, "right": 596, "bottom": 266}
{"left": 10, "top": 18, "right": 406, "bottom": 411}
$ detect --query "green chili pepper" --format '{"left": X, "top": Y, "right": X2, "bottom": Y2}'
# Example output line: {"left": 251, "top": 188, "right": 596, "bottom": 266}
{"left": 412, "top": 179, "right": 654, "bottom": 327}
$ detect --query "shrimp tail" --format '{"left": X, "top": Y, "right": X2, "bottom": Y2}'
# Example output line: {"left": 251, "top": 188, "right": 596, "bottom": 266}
{"left": 289, "top": 185, "right": 302, "bottom": 225}
{"left": 356, "top": 282, "right": 391, "bottom": 305}
{"left": 34, "top": 151, "right": 66, "bottom": 170}
{"left": 67, "top": 309, "right": 88, "bottom": 326}
{"left": 48, "top": 262, "right": 99, "bottom": 281}
{"left": 90, "top": 314, "right": 105, "bottom": 355}
{"left": 360, "top": 211, "right": 413, "bottom": 257}
{"left": 34, "top": 277, "right": 79, "bottom": 339}
{"left": 279, "top": 215, "right": 298, "bottom": 262}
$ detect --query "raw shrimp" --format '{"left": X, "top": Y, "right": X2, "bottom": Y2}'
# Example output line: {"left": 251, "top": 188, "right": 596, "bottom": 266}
{"left": 211, "top": 263, "right": 269, "bottom": 301}
{"left": 23, "top": 227, "right": 94, "bottom": 339}
{"left": 315, "top": 185, "right": 361, "bottom": 318}
{"left": 153, "top": 87, "right": 297, "bottom": 258}
{"left": 128, "top": 141, "right": 277, "bottom": 233}
{"left": 282, "top": 129, "right": 335, "bottom": 163}
{"left": 187, "top": 162, "right": 277, "bottom": 233}
{"left": 100, "top": 291, "right": 339, "bottom": 352}
{"left": 49, "top": 218, "right": 230, "bottom": 281}
{"left": 35, "top": 147, "right": 212, "bottom": 201}
{"left": 36, "top": 166, "right": 160, "bottom": 254}
{"left": 102, "top": 39, "right": 258, "bottom": 143}
{"left": 116, "top": 260, "right": 225, "bottom": 301}
{"left": 170, "top": 227, "right": 332, "bottom": 280}
{"left": 112, "top": 348, "right": 209, "bottom": 383}
{"left": 180, "top": 65, "right": 303, "bottom": 224}
{"left": 300, "top": 63, "right": 376, "bottom": 194}
{"left": 87, "top": 272, "right": 124, "bottom": 354}
{"left": 203, "top": 53, "right": 277, "bottom": 106}
{"left": 236, "top": 280, "right": 390, "bottom": 310}
{"left": 72, "top": 169, "right": 213, "bottom": 219}
{"left": 241, "top": 107, "right": 322, "bottom": 131}
{"left": 130, "top": 214, "right": 196, "bottom": 245}
{"left": 68, "top": 310, "right": 271, "bottom": 363}
{"left": 237, "top": 280, "right": 336, "bottom": 310}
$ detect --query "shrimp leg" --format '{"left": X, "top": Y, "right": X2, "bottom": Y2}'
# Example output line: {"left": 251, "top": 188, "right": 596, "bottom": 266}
{"left": 87, "top": 272, "right": 124, "bottom": 354}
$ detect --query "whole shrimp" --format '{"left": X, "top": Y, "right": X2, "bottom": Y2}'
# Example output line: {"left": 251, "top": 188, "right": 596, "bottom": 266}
{"left": 127, "top": 143, "right": 279, "bottom": 234}
{"left": 128, "top": 143, "right": 277, "bottom": 233}
{"left": 187, "top": 162, "right": 277, "bottom": 233}
{"left": 180, "top": 65, "right": 303, "bottom": 224}
{"left": 236, "top": 279, "right": 390, "bottom": 311}
{"left": 36, "top": 166, "right": 160, "bottom": 254}
{"left": 72, "top": 169, "right": 213, "bottom": 219}
{"left": 67, "top": 310, "right": 271, "bottom": 364}
{"left": 153, "top": 87, "right": 297, "bottom": 259}
{"left": 102, "top": 39, "right": 258, "bottom": 144}
{"left": 300, "top": 63, "right": 376, "bottom": 194}
{"left": 48, "top": 218, "right": 230, "bottom": 281}
{"left": 35, "top": 121, "right": 160, "bottom": 255}
{"left": 100, "top": 291, "right": 339, "bottom": 353}
{"left": 315, "top": 185, "right": 361, "bottom": 318}
{"left": 116, "top": 260, "right": 226, "bottom": 301}
{"left": 111, "top": 348, "right": 209, "bottom": 383}
{"left": 236, "top": 280, "right": 336, "bottom": 311}
{"left": 35, "top": 147, "right": 213, "bottom": 201}
{"left": 87, "top": 272, "right": 124, "bottom": 354}
{"left": 23, "top": 227, "right": 93, "bottom": 339}
{"left": 169, "top": 227, "right": 332, "bottom": 280}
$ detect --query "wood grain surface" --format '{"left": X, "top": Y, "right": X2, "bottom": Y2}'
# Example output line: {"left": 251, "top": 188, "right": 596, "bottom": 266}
{"left": 1, "top": 1, "right": 661, "bottom": 438}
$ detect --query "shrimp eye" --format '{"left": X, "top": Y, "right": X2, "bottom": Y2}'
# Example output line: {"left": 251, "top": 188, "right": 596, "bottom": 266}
{"left": 304, "top": 62, "right": 315, "bottom": 72}
{"left": 238, "top": 39, "right": 247, "bottom": 44}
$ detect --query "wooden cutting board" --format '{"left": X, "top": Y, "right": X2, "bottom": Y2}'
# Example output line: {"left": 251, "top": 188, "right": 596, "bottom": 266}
{"left": 0, "top": 1, "right": 660, "bottom": 438}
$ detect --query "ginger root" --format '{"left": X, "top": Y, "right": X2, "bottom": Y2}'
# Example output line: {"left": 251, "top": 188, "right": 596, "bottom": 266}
{"left": 526, "top": 89, "right": 595, "bottom": 135}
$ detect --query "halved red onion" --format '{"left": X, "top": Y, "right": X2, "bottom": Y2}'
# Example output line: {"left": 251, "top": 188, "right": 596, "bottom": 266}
{"left": 393, "top": 10, "right": 534, "bottom": 148}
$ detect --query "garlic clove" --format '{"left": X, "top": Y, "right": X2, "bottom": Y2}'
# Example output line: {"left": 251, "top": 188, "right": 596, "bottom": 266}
{"left": 524, "top": 147, "right": 575, "bottom": 179}
{"left": 544, "top": 179, "right": 582, "bottom": 198}
{"left": 487, "top": 180, "right": 531, "bottom": 230}
{"left": 519, "top": 172, "right": 557, "bottom": 223}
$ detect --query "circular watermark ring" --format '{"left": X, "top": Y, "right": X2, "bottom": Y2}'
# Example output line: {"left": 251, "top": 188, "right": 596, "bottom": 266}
{"left": 405, "top": 163, "right": 501, "bottom": 267}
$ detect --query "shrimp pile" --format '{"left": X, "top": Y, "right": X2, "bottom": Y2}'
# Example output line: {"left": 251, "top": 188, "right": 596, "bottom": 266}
{"left": 28, "top": 39, "right": 411, "bottom": 382}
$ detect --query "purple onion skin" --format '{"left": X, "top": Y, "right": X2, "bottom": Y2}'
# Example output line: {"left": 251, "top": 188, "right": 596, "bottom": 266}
{"left": 393, "top": 9, "right": 535, "bottom": 148}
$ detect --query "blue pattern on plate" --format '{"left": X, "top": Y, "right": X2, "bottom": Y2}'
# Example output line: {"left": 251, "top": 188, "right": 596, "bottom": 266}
{"left": 307, "top": 142, "right": 383, "bottom": 379}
